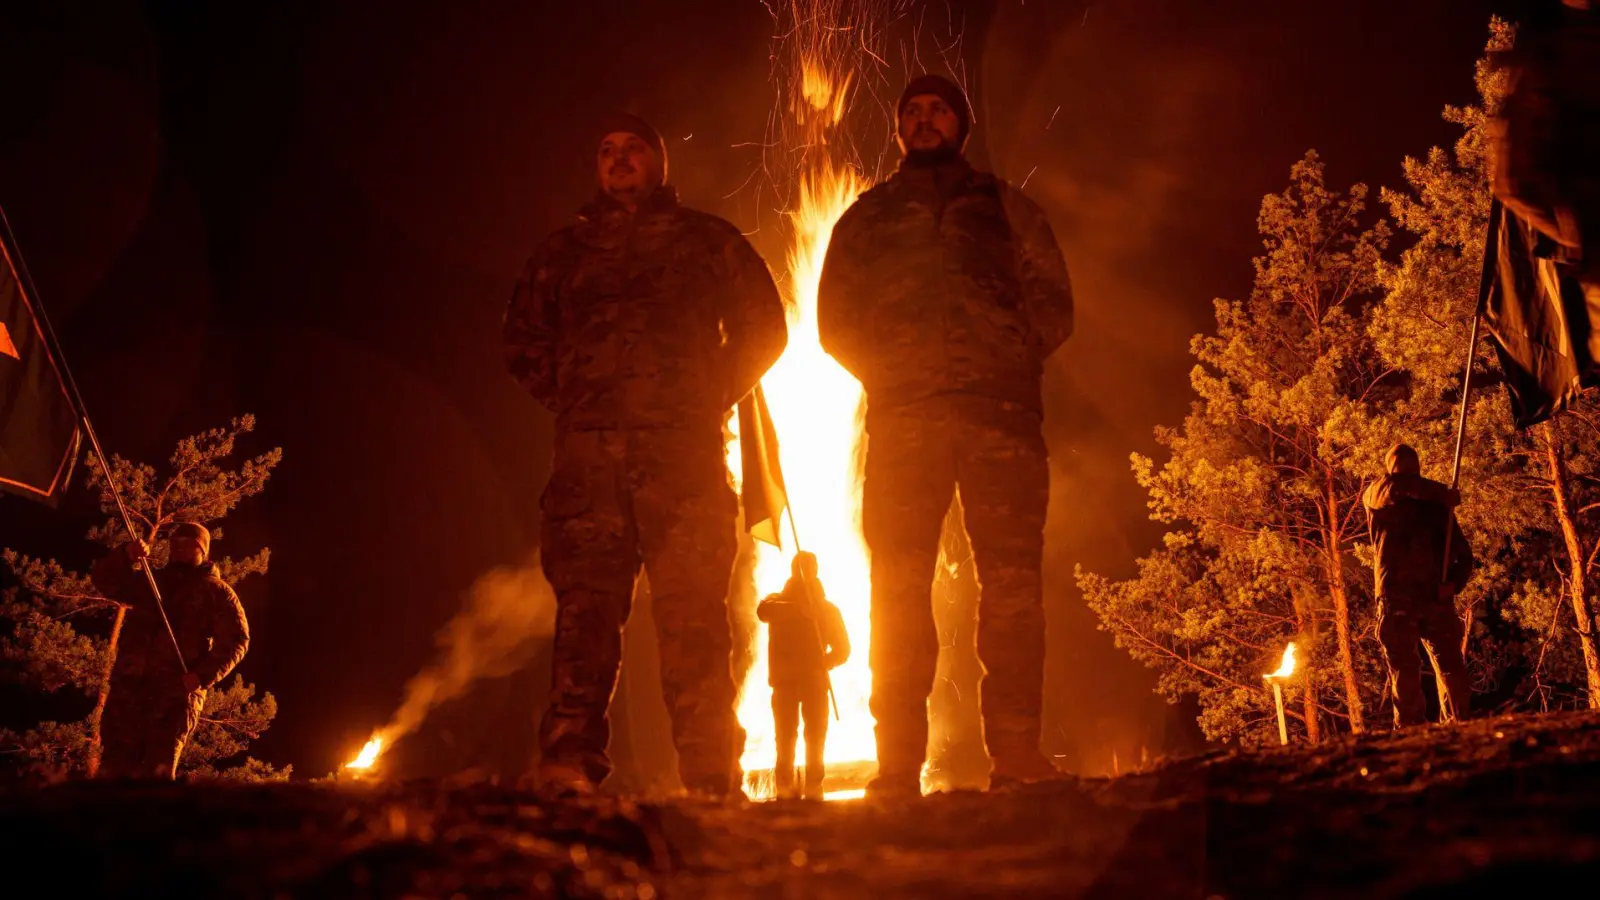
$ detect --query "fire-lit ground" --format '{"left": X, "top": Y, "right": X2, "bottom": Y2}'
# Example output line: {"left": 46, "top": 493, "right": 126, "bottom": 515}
{"left": 10, "top": 712, "right": 1600, "bottom": 898}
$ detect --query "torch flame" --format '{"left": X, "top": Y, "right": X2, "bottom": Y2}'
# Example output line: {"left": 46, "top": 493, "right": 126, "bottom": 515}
{"left": 344, "top": 735, "right": 384, "bottom": 771}
{"left": 1265, "top": 642, "right": 1298, "bottom": 680}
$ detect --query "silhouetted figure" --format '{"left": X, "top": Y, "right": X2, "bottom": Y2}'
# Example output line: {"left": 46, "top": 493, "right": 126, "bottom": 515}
{"left": 757, "top": 552, "right": 850, "bottom": 799}
{"left": 89, "top": 524, "right": 249, "bottom": 779}
{"left": 1364, "top": 444, "right": 1476, "bottom": 727}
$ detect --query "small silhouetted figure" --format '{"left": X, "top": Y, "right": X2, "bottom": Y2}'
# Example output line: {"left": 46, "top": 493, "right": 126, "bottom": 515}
{"left": 757, "top": 552, "right": 849, "bottom": 799}
{"left": 1364, "top": 444, "right": 1476, "bottom": 728}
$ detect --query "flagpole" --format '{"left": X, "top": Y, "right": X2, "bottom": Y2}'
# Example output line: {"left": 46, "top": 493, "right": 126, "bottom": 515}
{"left": 1447, "top": 197, "right": 1501, "bottom": 496}
{"left": 0, "top": 206, "right": 188, "bottom": 673}
{"left": 1441, "top": 199, "right": 1501, "bottom": 573}
{"left": 1428, "top": 199, "right": 1499, "bottom": 721}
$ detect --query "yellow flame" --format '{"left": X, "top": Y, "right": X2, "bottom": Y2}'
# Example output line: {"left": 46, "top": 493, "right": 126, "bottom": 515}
{"left": 800, "top": 62, "right": 852, "bottom": 126}
{"left": 1265, "top": 643, "right": 1298, "bottom": 680}
{"left": 732, "top": 4, "right": 880, "bottom": 802}
{"left": 345, "top": 735, "right": 384, "bottom": 771}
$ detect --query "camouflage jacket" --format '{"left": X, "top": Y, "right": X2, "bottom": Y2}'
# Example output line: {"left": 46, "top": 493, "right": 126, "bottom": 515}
{"left": 817, "top": 160, "right": 1073, "bottom": 413}
{"left": 91, "top": 550, "right": 250, "bottom": 691}
{"left": 1364, "top": 474, "right": 1475, "bottom": 600}
{"left": 505, "top": 187, "right": 787, "bottom": 432}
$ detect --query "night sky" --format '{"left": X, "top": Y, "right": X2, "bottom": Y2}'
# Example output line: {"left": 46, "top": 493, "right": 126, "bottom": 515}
{"left": 0, "top": 0, "right": 1508, "bottom": 778}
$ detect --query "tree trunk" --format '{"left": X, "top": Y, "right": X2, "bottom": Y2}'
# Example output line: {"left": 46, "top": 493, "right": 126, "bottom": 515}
{"left": 86, "top": 605, "right": 125, "bottom": 777}
{"left": 1325, "top": 483, "right": 1366, "bottom": 733}
{"left": 1541, "top": 424, "right": 1600, "bottom": 708}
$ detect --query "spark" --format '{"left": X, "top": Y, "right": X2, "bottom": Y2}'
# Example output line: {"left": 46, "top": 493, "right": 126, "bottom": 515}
{"left": 1021, "top": 165, "right": 1039, "bottom": 189}
{"left": 1046, "top": 105, "right": 1061, "bottom": 130}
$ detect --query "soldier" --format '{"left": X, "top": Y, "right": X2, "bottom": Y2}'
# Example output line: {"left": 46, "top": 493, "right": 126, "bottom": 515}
{"left": 756, "top": 551, "right": 850, "bottom": 800}
{"left": 818, "top": 74, "right": 1073, "bottom": 796}
{"left": 1364, "top": 444, "right": 1476, "bottom": 728}
{"left": 505, "top": 114, "right": 787, "bottom": 798}
{"left": 88, "top": 523, "right": 249, "bottom": 779}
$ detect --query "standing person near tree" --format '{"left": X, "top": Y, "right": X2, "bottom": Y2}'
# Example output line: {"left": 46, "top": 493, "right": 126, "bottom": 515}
{"left": 505, "top": 114, "right": 787, "bottom": 798}
{"left": 1364, "top": 444, "right": 1476, "bottom": 727}
{"left": 818, "top": 74, "right": 1073, "bottom": 797}
{"left": 88, "top": 523, "right": 249, "bottom": 779}
{"left": 757, "top": 551, "right": 849, "bottom": 800}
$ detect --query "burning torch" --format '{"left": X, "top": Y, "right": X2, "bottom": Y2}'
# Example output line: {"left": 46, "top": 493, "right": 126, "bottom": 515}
{"left": 1263, "top": 643, "right": 1298, "bottom": 746}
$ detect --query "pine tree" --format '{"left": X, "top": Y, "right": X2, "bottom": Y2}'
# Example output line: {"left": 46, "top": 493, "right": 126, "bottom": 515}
{"left": 0, "top": 416, "right": 287, "bottom": 781}
{"left": 1080, "top": 153, "right": 1391, "bottom": 744}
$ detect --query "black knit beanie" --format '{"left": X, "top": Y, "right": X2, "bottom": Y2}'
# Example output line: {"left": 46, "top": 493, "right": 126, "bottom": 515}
{"left": 897, "top": 74, "right": 972, "bottom": 143}
{"left": 596, "top": 113, "right": 668, "bottom": 177}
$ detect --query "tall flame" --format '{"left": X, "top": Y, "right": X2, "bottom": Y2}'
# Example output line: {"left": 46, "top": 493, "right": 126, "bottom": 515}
{"left": 731, "top": 0, "right": 893, "bottom": 800}
{"left": 1265, "top": 643, "right": 1298, "bottom": 680}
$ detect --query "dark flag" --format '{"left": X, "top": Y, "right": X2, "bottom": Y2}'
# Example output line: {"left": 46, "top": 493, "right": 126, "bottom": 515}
{"left": 737, "top": 383, "right": 789, "bottom": 548}
{"left": 0, "top": 224, "right": 81, "bottom": 503}
{"left": 1482, "top": 200, "right": 1600, "bottom": 428}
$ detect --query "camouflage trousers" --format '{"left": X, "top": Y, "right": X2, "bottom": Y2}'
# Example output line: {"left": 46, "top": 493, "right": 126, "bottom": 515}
{"left": 1378, "top": 592, "right": 1470, "bottom": 728}
{"left": 95, "top": 680, "right": 204, "bottom": 780}
{"left": 537, "top": 427, "right": 744, "bottom": 795}
{"left": 772, "top": 679, "right": 829, "bottom": 797}
{"left": 862, "top": 397, "right": 1050, "bottom": 784}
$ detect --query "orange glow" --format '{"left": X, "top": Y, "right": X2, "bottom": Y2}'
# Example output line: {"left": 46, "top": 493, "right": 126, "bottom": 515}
{"left": 728, "top": 0, "right": 885, "bottom": 802}
{"left": 1265, "top": 643, "right": 1298, "bottom": 680}
{"left": 344, "top": 735, "right": 384, "bottom": 771}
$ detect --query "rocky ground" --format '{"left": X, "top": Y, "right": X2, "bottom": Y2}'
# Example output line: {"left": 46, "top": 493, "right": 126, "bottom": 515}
{"left": 5, "top": 711, "right": 1600, "bottom": 898}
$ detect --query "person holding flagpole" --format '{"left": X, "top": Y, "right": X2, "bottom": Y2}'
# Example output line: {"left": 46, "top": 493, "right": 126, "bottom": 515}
{"left": 757, "top": 551, "right": 850, "bottom": 800}
{"left": 89, "top": 524, "right": 249, "bottom": 779}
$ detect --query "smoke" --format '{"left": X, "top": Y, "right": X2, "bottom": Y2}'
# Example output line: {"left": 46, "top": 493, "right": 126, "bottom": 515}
{"left": 376, "top": 553, "right": 557, "bottom": 747}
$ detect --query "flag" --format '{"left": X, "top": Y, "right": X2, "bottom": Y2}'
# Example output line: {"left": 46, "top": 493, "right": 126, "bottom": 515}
{"left": 1482, "top": 200, "right": 1600, "bottom": 428}
{"left": 737, "top": 383, "right": 788, "bottom": 548}
{"left": 0, "top": 222, "right": 81, "bottom": 503}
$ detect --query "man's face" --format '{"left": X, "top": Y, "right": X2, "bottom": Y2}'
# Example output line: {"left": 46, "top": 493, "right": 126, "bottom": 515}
{"left": 171, "top": 534, "right": 206, "bottom": 566}
{"left": 898, "top": 94, "right": 962, "bottom": 154}
{"left": 596, "top": 132, "right": 663, "bottom": 206}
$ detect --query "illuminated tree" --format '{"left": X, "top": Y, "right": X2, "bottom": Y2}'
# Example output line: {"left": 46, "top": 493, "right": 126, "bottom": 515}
{"left": 1081, "top": 152, "right": 1390, "bottom": 743}
{"left": 0, "top": 416, "right": 288, "bottom": 781}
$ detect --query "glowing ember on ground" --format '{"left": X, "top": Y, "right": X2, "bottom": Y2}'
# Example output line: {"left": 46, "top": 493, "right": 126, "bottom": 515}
{"left": 344, "top": 736, "right": 384, "bottom": 771}
{"left": 729, "top": 0, "right": 893, "bottom": 801}
{"left": 1266, "top": 643, "right": 1298, "bottom": 680}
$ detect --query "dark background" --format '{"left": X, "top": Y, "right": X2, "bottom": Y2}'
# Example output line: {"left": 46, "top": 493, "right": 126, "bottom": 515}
{"left": 0, "top": 0, "right": 1506, "bottom": 778}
